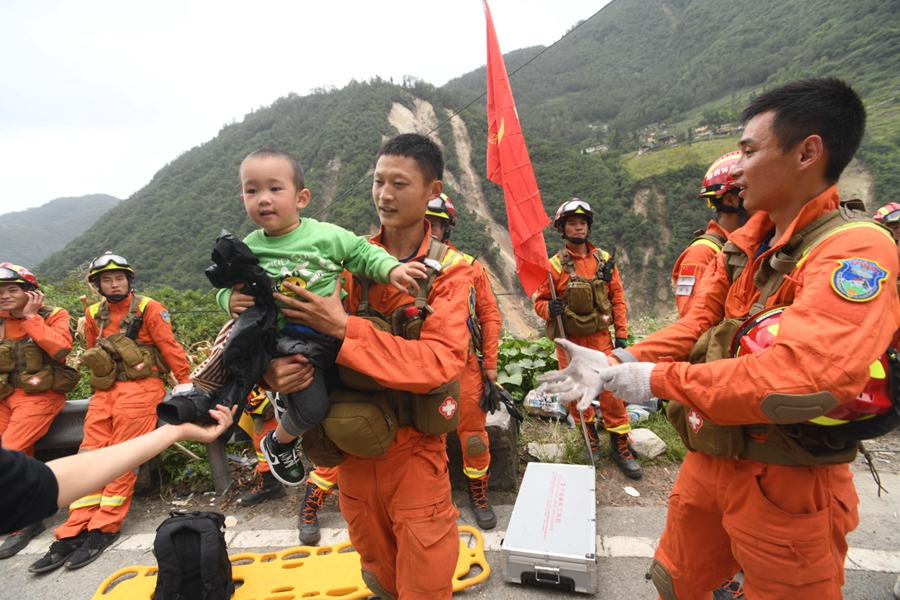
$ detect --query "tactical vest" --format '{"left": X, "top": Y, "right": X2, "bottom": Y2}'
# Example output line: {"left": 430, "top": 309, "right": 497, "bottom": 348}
{"left": 301, "top": 239, "right": 462, "bottom": 467}
{"left": 80, "top": 295, "right": 171, "bottom": 390}
{"left": 546, "top": 248, "right": 614, "bottom": 338}
{"left": 690, "top": 228, "right": 727, "bottom": 253}
{"left": 0, "top": 306, "right": 80, "bottom": 399}
{"left": 667, "top": 199, "right": 892, "bottom": 466}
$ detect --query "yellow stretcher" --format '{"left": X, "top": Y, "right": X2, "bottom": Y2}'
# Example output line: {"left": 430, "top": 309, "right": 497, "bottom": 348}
{"left": 91, "top": 525, "right": 490, "bottom": 599}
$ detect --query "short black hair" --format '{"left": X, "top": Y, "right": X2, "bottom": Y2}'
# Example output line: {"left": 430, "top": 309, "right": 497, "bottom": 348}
{"left": 741, "top": 77, "right": 865, "bottom": 183}
{"left": 242, "top": 148, "right": 306, "bottom": 191}
{"left": 375, "top": 133, "right": 443, "bottom": 183}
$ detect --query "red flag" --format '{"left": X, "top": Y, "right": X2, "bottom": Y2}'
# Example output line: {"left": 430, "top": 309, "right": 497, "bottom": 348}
{"left": 483, "top": 0, "right": 551, "bottom": 297}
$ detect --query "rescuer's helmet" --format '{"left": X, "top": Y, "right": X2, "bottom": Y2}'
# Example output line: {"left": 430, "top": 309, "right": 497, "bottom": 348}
{"left": 0, "top": 263, "right": 39, "bottom": 290}
{"left": 699, "top": 151, "right": 743, "bottom": 209}
{"left": 553, "top": 199, "right": 594, "bottom": 232}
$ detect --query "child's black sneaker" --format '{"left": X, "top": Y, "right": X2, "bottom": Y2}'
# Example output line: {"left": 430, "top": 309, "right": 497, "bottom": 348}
{"left": 261, "top": 430, "right": 306, "bottom": 486}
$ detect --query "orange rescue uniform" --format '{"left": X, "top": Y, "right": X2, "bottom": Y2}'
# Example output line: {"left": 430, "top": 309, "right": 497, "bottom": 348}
{"left": 451, "top": 244, "right": 502, "bottom": 480}
{"left": 56, "top": 293, "right": 190, "bottom": 538}
{"left": 0, "top": 307, "right": 73, "bottom": 455}
{"left": 534, "top": 241, "right": 630, "bottom": 433}
{"left": 628, "top": 186, "right": 900, "bottom": 598}
{"left": 671, "top": 220, "right": 728, "bottom": 318}
{"left": 335, "top": 224, "right": 471, "bottom": 600}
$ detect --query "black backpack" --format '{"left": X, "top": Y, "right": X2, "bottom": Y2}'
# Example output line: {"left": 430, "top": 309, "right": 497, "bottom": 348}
{"left": 153, "top": 511, "right": 234, "bottom": 600}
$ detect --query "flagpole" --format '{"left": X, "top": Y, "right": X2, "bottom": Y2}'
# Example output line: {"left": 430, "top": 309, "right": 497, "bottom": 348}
{"left": 547, "top": 271, "right": 595, "bottom": 469}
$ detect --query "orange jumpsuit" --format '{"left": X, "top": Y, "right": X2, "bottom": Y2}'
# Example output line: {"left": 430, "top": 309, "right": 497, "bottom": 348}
{"left": 0, "top": 307, "right": 72, "bottom": 456}
{"left": 245, "top": 391, "right": 277, "bottom": 474}
{"left": 671, "top": 221, "right": 728, "bottom": 318}
{"left": 451, "top": 245, "right": 502, "bottom": 480}
{"left": 335, "top": 224, "right": 471, "bottom": 600}
{"left": 308, "top": 465, "right": 339, "bottom": 494}
{"left": 56, "top": 293, "right": 191, "bottom": 538}
{"left": 534, "top": 242, "right": 630, "bottom": 433}
{"left": 628, "top": 186, "right": 900, "bottom": 599}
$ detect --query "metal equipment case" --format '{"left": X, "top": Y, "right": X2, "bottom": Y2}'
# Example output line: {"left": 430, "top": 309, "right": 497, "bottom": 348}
{"left": 501, "top": 462, "right": 598, "bottom": 594}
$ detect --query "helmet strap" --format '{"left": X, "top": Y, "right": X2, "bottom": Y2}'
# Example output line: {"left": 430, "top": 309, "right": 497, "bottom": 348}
{"left": 564, "top": 235, "right": 588, "bottom": 245}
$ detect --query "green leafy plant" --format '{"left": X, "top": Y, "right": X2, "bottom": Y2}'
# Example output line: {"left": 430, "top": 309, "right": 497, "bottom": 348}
{"left": 496, "top": 336, "right": 559, "bottom": 400}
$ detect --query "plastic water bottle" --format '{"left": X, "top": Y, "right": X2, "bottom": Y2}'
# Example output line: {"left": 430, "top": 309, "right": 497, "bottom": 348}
{"left": 626, "top": 404, "right": 650, "bottom": 424}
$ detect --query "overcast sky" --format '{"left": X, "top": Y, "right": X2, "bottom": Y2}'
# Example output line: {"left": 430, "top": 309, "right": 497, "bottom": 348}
{"left": 0, "top": 0, "right": 612, "bottom": 216}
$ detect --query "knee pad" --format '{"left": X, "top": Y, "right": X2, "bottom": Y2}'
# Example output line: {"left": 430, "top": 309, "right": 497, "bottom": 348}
{"left": 361, "top": 568, "right": 396, "bottom": 600}
{"left": 465, "top": 435, "right": 488, "bottom": 457}
{"left": 649, "top": 558, "right": 679, "bottom": 600}
{"left": 252, "top": 415, "right": 266, "bottom": 434}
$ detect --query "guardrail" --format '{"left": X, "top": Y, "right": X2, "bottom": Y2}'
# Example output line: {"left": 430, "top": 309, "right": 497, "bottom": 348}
{"left": 35, "top": 395, "right": 248, "bottom": 495}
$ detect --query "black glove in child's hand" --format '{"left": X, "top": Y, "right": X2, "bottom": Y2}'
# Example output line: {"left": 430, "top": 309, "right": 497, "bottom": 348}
{"left": 548, "top": 298, "right": 564, "bottom": 318}
{"left": 615, "top": 337, "right": 628, "bottom": 349}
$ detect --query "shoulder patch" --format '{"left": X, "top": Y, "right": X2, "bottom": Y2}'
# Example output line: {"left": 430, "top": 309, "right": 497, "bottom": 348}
{"left": 830, "top": 258, "right": 888, "bottom": 302}
{"left": 675, "top": 264, "right": 698, "bottom": 297}
{"left": 160, "top": 310, "right": 171, "bottom": 323}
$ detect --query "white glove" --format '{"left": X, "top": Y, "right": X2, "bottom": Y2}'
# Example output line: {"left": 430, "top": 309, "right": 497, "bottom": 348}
{"left": 536, "top": 339, "right": 610, "bottom": 411}
{"left": 172, "top": 383, "right": 194, "bottom": 395}
{"left": 598, "top": 362, "right": 656, "bottom": 405}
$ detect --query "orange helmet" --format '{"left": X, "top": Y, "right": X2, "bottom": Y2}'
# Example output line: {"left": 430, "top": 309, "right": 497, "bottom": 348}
{"left": 0, "top": 263, "right": 39, "bottom": 289}
{"left": 732, "top": 305, "right": 899, "bottom": 438}
{"left": 874, "top": 202, "right": 900, "bottom": 224}
{"left": 699, "top": 151, "right": 742, "bottom": 209}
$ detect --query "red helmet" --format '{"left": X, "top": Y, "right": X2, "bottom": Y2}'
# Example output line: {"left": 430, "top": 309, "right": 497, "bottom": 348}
{"left": 553, "top": 199, "right": 593, "bottom": 231}
{"left": 0, "top": 263, "right": 39, "bottom": 289}
{"left": 699, "top": 151, "right": 742, "bottom": 209}
{"left": 425, "top": 194, "right": 456, "bottom": 226}
{"left": 874, "top": 202, "right": 900, "bottom": 224}
{"left": 731, "top": 305, "right": 895, "bottom": 430}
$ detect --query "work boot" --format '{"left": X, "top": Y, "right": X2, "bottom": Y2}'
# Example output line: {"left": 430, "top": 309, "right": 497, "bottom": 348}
{"left": 712, "top": 577, "right": 745, "bottom": 600}
{"left": 261, "top": 430, "right": 306, "bottom": 486}
{"left": 239, "top": 470, "right": 286, "bottom": 507}
{"left": 580, "top": 421, "right": 602, "bottom": 463}
{"left": 0, "top": 521, "right": 46, "bottom": 559}
{"left": 28, "top": 531, "right": 89, "bottom": 574}
{"left": 467, "top": 473, "right": 497, "bottom": 530}
{"left": 609, "top": 432, "right": 643, "bottom": 479}
{"left": 65, "top": 529, "right": 120, "bottom": 570}
{"left": 298, "top": 483, "right": 330, "bottom": 545}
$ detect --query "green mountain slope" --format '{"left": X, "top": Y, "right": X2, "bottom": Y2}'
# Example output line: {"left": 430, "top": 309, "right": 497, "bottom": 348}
{"left": 0, "top": 194, "right": 120, "bottom": 268}
{"left": 36, "top": 0, "right": 900, "bottom": 323}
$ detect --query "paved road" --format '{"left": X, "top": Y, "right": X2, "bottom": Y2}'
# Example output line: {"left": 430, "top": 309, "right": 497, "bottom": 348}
{"left": 2, "top": 457, "right": 899, "bottom": 599}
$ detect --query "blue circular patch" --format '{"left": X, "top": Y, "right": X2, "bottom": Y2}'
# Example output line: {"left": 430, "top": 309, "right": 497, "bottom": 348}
{"left": 161, "top": 310, "right": 171, "bottom": 323}
{"left": 831, "top": 258, "right": 888, "bottom": 302}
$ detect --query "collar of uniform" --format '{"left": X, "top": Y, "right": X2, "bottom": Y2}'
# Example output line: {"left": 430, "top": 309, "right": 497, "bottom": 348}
{"left": 728, "top": 185, "right": 840, "bottom": 258}
{"left": 370, "top": 221, "right": 433, "bottom": 261}
{"left": 706, "top": 220, "right": 729, "bottom": 239}
{"left": 564, "top": 240, "right": 598, "bottom": 258}
{"left": 106, "top": 291, "right": 135, "bottom": 310}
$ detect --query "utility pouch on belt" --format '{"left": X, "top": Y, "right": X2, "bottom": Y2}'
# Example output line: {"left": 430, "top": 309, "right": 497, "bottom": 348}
{"left": 22, "top": 343, "right": 44, "bottom": 374}
{"left": 592, "top": 279, "right": 613, "bottom": 315}
{"left": 0, "top": 339, "right": 15, "bottom": 373}
{"left": 82, "top": 346, "right": 117, "bottom": 390}
{"left": 565, "top": 277, "right": 595, "bottom": 315}
{"left": 49, "top": 364, "right": 81, "bottom": 394}
{"left": 322, "top": 389, "right": 397, "bottom": 457}
{"left": 0, "top": 373, "right": 12, "bottom": 401}
{"left": 107, "top": 335, "right": 155, "bottom": 380}
{"left": 667, "top": 318, "right": 745, "bottom": 457}
{"left": 408, "top": 380, "right": 461, "bottom": 435}
{"left": 300, "top": 424, "right": 345, "bottom": 467}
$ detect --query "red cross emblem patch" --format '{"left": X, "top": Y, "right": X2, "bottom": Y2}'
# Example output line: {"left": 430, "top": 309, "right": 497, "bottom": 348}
{"left": 133, "top": 362, "right": 145, "bottom": 371}
{"left": 27, "top": 375, "right": 42, "bottom": 387}
{"left": 688, "top": 410, "right": 703, "bottom": 433}
{"left": 439, "top": 397, "right": 458, "bottom": 419}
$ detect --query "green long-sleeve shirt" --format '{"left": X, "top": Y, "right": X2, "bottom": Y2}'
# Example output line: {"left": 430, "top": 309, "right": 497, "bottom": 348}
{"left": 216, "top": 218, "right": 399, "bottom": 326}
